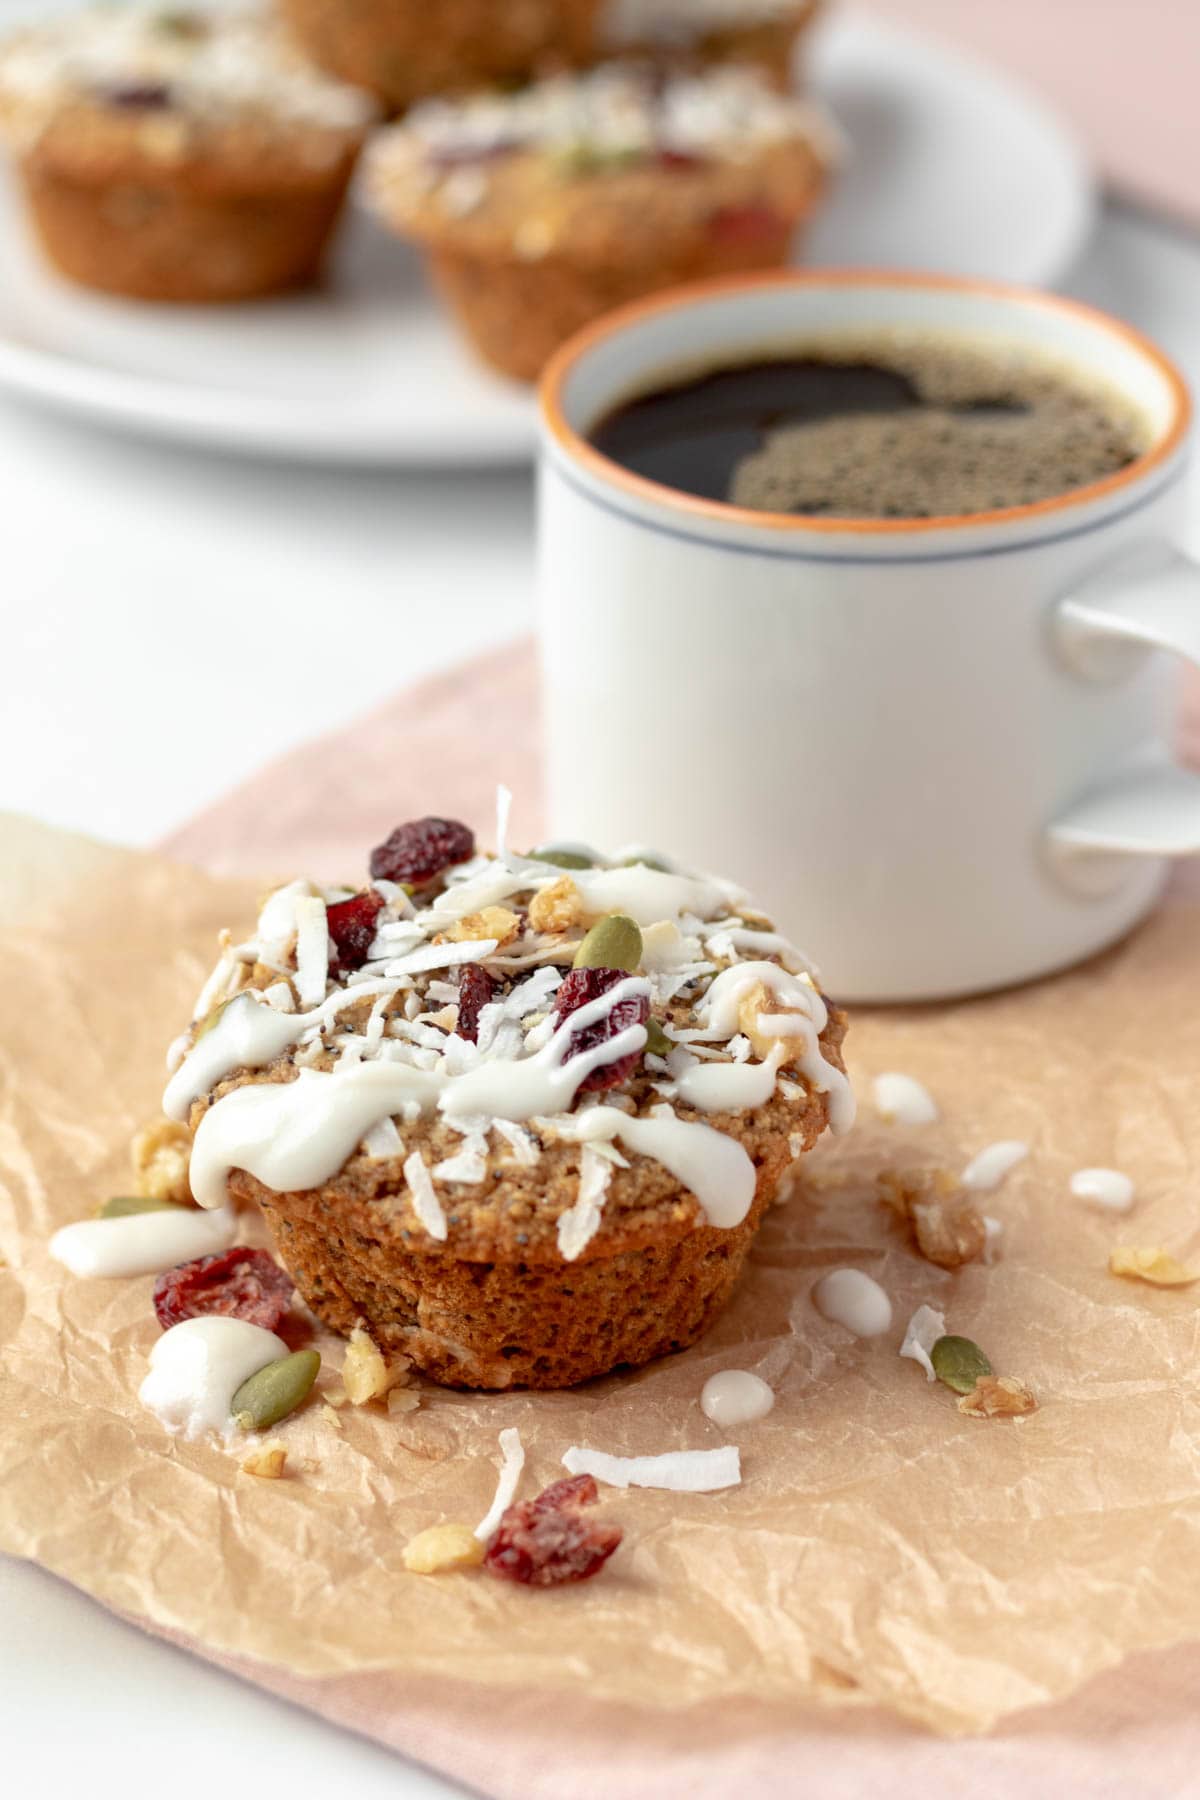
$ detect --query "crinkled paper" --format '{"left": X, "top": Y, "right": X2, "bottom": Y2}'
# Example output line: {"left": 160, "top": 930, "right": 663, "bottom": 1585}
{"left": 2, "top": 814, "right": 1199, "bottom": 1734}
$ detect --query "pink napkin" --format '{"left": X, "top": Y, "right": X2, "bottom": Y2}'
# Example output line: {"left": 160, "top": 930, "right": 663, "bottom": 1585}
{"left": 863, "top": 0, "right": 1200, "bottom": 224}
{"left": 155, "top": 636, "right": 1200, "bottom": 1797}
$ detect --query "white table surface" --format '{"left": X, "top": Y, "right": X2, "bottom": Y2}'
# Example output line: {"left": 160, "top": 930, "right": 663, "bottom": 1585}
{"left": 4, "top": 199, "right": 1200, "bottom": 1797}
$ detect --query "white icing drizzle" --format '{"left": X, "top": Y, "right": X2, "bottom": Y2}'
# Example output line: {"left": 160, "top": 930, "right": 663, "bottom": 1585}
{"left": 1070, "top": 1167, "right": 1135, "bottom": 1212}
{"left": 900, "top": 1304, "right": 946, "bottom": 1381}
{"left": 138, "top": 1317, "right": 287, "bottom": 1442}
{"left": 474, "top": 1425, "right": 525, "bottom": 1542}
{"left": 562, "top": 1444, "right": 741, "bottom": 1492}
{"left": 695, "top": 962, "right": 853, "bottom": 1133}
{"left": 560, "top": 1103, "right": 756, "bottom": 1229}
{"left": 700, "top": 1370, "right": 774, "bottom": 1428}
{"left": 962, "top": 1140, "right": 1028, "bottom": 1191}
{"left": 812, "top": 1268, "right": 893, "bottom": 1337}
{"left": 557, "top": 1145, "right": 613, "bottom": 1261}
{"left": 163, "top": 992, "right": 304, "bottom": 1122}
{"left": 49, "top": 1203, "right": 237, "bottom": 1279}
{"left": 872, "top": 1072, "right": 938, "bottom": 1126}
{"left": 571, "top": 864, "right": 730, "bottom": 926}
{"left": 189, "top": 1065, "right": 441, "bottom": 1209}
{"left": 405, "top": 1151, "right": 447, "bottom": 1240}
{"left": 675, "top": 1044, "right": 786, "bottom": 1114}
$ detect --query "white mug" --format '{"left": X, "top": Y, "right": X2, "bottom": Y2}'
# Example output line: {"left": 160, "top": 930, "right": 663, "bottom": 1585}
{"left": 536, "top": 270, "right": 1200, "bottom": 1003}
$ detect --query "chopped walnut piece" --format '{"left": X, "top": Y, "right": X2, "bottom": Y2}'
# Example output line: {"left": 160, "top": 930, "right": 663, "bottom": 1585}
{"left": 447, "top": 906, "right": 520, "bottom": 946}
{"left": 735, "top": 982, "right": 788, "bottom": 1062}
{"left": 1109, "top": 1247, "right": 1200, "bottom": 1288}
{"left": 241, "top": 1440, "right": 289, "bottom": 1478}
{"left": 403, "top": 1523, "right": 486, "bottom": 1575}
{"left": 342, "top": 1321, "right": 411, "bottom": 1405}
{"left": 130, "top": 1117, "right": 192, "bottom": 1204}
{"left": 957, "top": 1376, "right": 1038, "bottom": 1419}
{"left": 879, "top": 1169, "right": 988, "bottom": 1269}
{"left": 528, "top": 876, "right": 584, "bottom": 935}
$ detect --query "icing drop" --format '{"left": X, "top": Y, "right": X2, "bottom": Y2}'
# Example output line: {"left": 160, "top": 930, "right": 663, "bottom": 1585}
{"left": 812, "top": 1268, "right": 893, "bottom": 1337}
{"left": 962, "top": 1140, "right": 1029, "bottom": 1191}
{"left": 1070, "top": 1167, "right": 1135, "bottom": 1212}
{"left": 872, "top": 1072, "right": 938, "bottom": 1126}
{"left": 700, "top": 1369, "right": 774, "bottom": 1428}
{"left": 49, "top": 1203, "right": 237, "bottom": 1279}
{"left": 138, "top": 1316, "right": 287, "bottom": 1441}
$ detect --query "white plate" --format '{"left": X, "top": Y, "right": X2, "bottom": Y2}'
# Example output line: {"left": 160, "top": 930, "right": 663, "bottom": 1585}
{"left": 0, "top": 9, "right": 1094, "bottom": 466}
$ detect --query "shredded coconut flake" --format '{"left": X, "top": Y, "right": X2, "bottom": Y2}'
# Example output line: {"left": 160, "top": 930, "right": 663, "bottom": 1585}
{"left": 557, "top": 1145, "right": 613, "bottom": 1261}
{"left": 384, "top": 939, "right": 499, "bottom": 978}
{"left": 900, "top": 1305, "right": 947, "bottom": 1381}
{"left": 293, "top": 895, "right": 329, "bottom": 1009}
{"left": 561, "top": 1444, "right": 740, "bottom": 1493}
{"left": 362, "top": 1116, "right": 404, "bottom": 1160}
{"left": 474, "top": 1426, "right": 525, "bottom": 1542}
{"left": 404, "top": 1150, "right": 447, "bottom": 1241}
{"left": 261, "top": 982, "right": 295, "bottom": 1013}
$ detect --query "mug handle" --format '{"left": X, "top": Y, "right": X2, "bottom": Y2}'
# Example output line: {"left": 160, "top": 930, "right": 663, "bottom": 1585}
{"left": 1046, "top": 547, "right": 1200, "bottom": 896}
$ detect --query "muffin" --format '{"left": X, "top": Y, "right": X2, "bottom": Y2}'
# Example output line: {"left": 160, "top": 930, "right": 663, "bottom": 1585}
{"left": 275, "top": 0, "right": 600, "bottom": 116}
{"left": 600, "top": 0, "right": 823, "bottom": 88}
{"left": 0, "top": 7, "right": 377, "bottom": 303}
{"left": 365, "top": 64, "right": 836, "bottom": 381}
{"left": 275, "top": 0, "right": 821, "bottom": 114}
{"left": 166, "top": 812, "right": 853, "bottom": 1390}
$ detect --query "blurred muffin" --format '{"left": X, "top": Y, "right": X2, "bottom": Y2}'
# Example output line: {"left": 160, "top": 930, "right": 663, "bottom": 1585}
{"left": 275, "top": 0, "right": 600, "bottom": 116}
{"left": 365, "top": 64, "right": 836, "bottom": 381}
{"left": 0, "top": 7, "right": 377, "bottom": 303}
{"left": 600, "top": 0, "right": 823, "bottom": 88}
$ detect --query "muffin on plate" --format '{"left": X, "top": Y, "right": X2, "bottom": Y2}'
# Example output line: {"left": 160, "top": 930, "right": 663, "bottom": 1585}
{"left": 599, "top": 0, "right": 823, "bottom": 88}
{"left": 164, "top": 811, "right": 853, "bottom": 1390}
{"left": 365, "top": 64, "right": 836, "bottom": 380}
{"left": 0, "top": 7, "right": 377, "bottom": 303}
{"left": 275, "top": 0, "right": 599, "bottom": 117}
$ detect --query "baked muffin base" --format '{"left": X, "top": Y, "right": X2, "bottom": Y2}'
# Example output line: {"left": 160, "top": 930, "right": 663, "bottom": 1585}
{"left": 19, "top": 151, "right": 358, "bottom": 302}
{"left": 429, "top": 219, "right": 808, "bottom": 382}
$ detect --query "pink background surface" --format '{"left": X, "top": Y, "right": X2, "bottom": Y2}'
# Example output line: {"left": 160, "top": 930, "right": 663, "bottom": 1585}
{"left": 865, "top": 0, "right": 1200, "bottom": 225}
{"left": 154, "top": 640, "right": 1200, "bottom": 1799}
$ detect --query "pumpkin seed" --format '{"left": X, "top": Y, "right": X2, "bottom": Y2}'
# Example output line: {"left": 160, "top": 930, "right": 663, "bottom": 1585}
{"left": 231, "top": 1349, "right": 321, "bottom": 1432}
{"left": 573, "top": 913, "right": 643, "bottom": 972}
{"left": 96, "top": 1194, "right": 191, "bottom": 1219}
{"left": 532, "top": 845, "right": 594, "bottom": 870}
{"left": 621, "top": 852, "right": 671, "bottom": 872}
{"left": 930, "top": 1335, "right": 993, "bottom": 1395}
{"left": 644, "top": 1018, "right": 674, "bottom": 1058}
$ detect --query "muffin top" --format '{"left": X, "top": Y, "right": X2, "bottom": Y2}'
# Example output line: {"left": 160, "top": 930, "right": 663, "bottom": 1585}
{"left": 0, "top": 6, "right": 376, "bottom": 169}
{"left": 166, "top": 806, "right": 853, "bottom": 1263}
{"left": 603, "top": 0, "right": 815, "bottom": 48}
{"left": 365, "top": 63, "right": 836, "bottom": 260}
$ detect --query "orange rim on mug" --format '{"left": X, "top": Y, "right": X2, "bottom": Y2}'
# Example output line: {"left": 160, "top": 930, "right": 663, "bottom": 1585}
{"left": 540, "top": 268, "right": 1192, "bottom": 537}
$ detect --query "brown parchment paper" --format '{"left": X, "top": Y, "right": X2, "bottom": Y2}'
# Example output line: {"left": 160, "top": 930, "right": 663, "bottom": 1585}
{"left": 2, "top": 813, "right": 1200, "bottom": 1737}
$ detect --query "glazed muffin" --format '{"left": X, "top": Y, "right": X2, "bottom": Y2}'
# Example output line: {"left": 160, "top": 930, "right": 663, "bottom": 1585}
{"left": 164, "top": 812, "right": 853, "bottom": 1390}
{"left": 0, "top": 7, "right": 377, "bottom": 303}
{"left": 275, "top": 0, "right": 600, "bottom": 116}
{"left": 599, "top": 0, "right": 823, "bottom": 88}
{"left": 365, "top": 65, "right": 836, "bottom": 381}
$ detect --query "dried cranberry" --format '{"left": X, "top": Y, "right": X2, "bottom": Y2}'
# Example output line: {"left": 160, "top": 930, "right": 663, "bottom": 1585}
{"left": 484, "top": 1474, "right": 622, "bottom": 1587}
{"left": 101, "top": 81, "right": 173, "bottom": 109}
{"left": 368, "top": 817, "right": 475, "bottom": 888}
{"left": 658, "top": 149, "right": 707, "bottom": 172}
{"left": 553, "top": 966, "right": 649, "bottom": 1094}
{"left": 456, "top": 963, "right": 495, "bottom": 1044}
{"left": 708, "top": 203, "right": 785, "bottom": 247}
{"left": 327, "top": 888, "right": 385, "bottom": 974}
{"left": 153, "top": 1248, "right": 294, "bottom": 1332}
